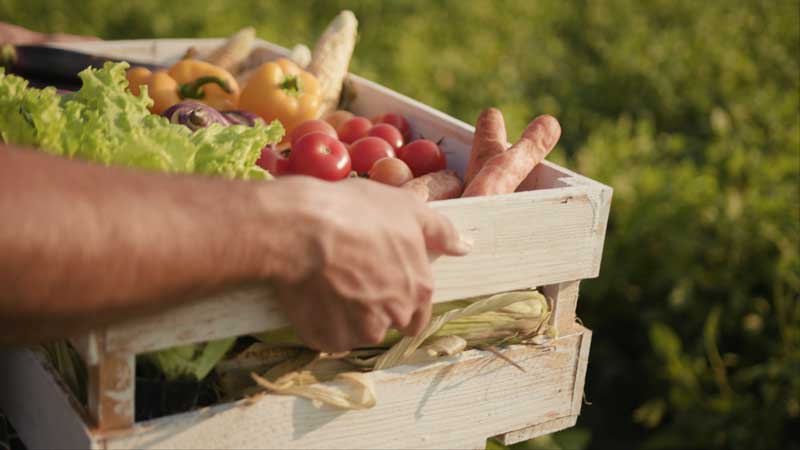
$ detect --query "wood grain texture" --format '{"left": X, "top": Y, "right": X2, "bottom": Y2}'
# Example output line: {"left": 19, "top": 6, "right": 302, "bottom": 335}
{"left": 0, "top": 349, "right": 97, "bottom": 450}
{"left": 100, "top": 328, "right": 590, "bottom": 450}
{"left": 496, "top": 328, "right": 592, "bottom": 448}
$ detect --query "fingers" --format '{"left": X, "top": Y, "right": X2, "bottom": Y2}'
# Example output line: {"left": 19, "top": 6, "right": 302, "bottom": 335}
{"left": 416, "top": 206, "right": 472, "bottom": 256}
{"left": 401, "top": 292, "right": 433, "bottom": 337}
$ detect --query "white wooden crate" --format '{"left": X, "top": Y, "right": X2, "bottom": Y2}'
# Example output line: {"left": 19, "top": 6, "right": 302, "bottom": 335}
{"left": 0, "top": 38, "right": 611, "bottom": 449}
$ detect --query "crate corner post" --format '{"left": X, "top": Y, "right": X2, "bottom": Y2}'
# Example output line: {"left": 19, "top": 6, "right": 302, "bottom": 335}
{"left": 86, "top": 330, "right": 136, "bottom": 432}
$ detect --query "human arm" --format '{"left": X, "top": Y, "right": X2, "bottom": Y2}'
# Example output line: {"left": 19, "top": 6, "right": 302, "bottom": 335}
{"left": 0, "top": 145, "right": 469, "bottom": 349}
{"left": 0, "top": 22, "right": 100, "bottom": 45}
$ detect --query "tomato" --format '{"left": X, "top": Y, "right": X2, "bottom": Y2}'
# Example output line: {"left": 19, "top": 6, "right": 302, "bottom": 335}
{"left": 288, "top": 132, "right": 351, "bottom": 181}
{"left": 336, "top": 116, "right": 373, "bottom": 144}
{"left": 367, "top": 123, "right": 404, "bottom": 150}
{"left": 348, "top": 137, "right": 396, "bottom": 174}
{"left": 256, "top": 145, "right": 290, "bottom": 176}
{"left": 373, "top": 113, "right": 411, "bottom": 141}
{"left": 289, "top": 119, "right": 337, "bottom": 147}
{"left": 398, "top": 139, "right": 446, "bottom": 177}
{"left": 323, "top": 110, "right": 354, "bottom": 129}
{"left": 369, "top": 157, "right": 414, "bottom": 186}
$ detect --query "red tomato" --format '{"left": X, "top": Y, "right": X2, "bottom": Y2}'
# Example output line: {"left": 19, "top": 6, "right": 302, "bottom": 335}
{"left": 256, "top": 146, "right": 290, "bottom": 176}
{"left": 348, "top": 137, "right": 396, "bottom": 174}
{"left": 289, "top": 119, "right": 337, "bottom": 147}
{"left": 398, "top": 139, "right": 446, "bottom": 177}
{"left": 374, "top": 113, "right": 411, "bottom": 141}
{"left": 367, "top": 123, "right": 404, "bottom": 150}
{"left": 369, "top": 157, "right": 414, "bottom": 186}
{"left": 288, "top": 132, "right": 351, "bottom": 181}
{"left": 336, "top": 117, "right": 373, "bottom": 144}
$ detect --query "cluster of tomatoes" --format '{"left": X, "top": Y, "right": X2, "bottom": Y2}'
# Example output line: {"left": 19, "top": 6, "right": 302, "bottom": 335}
{"left": 256, "top": 111, "right": 447, "bottom": 186}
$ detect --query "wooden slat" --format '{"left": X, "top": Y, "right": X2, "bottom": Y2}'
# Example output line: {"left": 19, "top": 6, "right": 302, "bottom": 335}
{"left": 544, "top": 281, "right": 582, "bottom": 335}
{"left": 571, "top": 328, "right": 592, "bottom": 415}
{"left": 100, "top": 328, "right": 589, "bottom": 450}
{"left": 497, "top": 328, "right": 591, "bottom": 445}
{"left": 0, "top": 349, "right": 97, "bottom": 450}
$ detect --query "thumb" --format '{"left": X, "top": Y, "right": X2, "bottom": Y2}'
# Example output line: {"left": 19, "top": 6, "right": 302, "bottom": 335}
{"left": 418, "top": 207, "right": 472, "bottom": 256}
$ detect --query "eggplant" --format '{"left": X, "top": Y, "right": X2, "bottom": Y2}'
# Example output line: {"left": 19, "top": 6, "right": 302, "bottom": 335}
{"left": 162, "top": 102, "right": 230, "bottom": 131}
{"left": 0, "top": 44, "right": 164, "bottom": 89}
{"left": 221, "top": 110, "right": 265, "bottom": 127}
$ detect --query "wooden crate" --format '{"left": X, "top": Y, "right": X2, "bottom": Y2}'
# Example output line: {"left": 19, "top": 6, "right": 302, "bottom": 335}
{"left": 0, "top": 38, "right": 611, "bottom": 450}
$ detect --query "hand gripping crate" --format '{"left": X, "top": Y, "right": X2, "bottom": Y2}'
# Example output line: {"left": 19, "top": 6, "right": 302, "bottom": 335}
{"left": 0, "top": 38, "right": 611, "bottom": 450}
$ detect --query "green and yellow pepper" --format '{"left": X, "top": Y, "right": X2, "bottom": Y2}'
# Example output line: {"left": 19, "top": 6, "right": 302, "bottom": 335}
{"left": 126, "top": 59, "right": 240, "bottom": 114}
{"left": 239, "top": 58, "right": 321, "bottom": 139}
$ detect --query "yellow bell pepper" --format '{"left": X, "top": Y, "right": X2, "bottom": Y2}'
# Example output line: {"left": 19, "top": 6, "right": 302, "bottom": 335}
{"left": 239, "top": 58, "right": 321, "bottom": 139}
{"left": 126, "top": 59, "right": 240, "bottom": 115}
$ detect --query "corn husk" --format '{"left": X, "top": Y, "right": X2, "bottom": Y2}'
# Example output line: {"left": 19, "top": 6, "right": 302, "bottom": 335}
{"left": 239, "top": 290, "right": 551, "bottom": 409}
{"left": 374, "top": 290, "right": 547, "bottom": 369}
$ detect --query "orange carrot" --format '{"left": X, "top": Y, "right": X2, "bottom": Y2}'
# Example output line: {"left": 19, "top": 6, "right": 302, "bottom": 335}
{"left": 402, "top": 170, "right": 464, "bottom": 202}
{"left": 463, "top": 108, "right": 508, "bottom": 186}
{"left": 462, "top": 115, "right": 561, "bottom": 197}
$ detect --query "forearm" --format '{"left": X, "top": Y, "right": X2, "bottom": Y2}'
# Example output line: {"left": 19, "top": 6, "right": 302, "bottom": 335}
{"left": 0, "top": 146, "right": 287, "bottom": 343}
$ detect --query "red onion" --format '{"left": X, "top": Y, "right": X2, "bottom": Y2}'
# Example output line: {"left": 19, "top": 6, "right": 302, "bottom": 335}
{"left": 162, "top": 102, "right": 230, "bottom": 131}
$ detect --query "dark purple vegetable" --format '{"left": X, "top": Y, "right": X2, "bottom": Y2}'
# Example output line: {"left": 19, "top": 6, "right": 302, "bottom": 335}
{"left": 221, "top": 110, "right": 264, "bottom": 127}
{"left": 162, "top": 102, "right": 229, "bottom": 131}
{"left": 1, "top": 44, "right": 163, "bottom": 89}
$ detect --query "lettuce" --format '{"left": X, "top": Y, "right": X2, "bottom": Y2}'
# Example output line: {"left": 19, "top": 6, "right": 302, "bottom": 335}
{"left": 0, "top": 62, "right": 283, "bottom": 179}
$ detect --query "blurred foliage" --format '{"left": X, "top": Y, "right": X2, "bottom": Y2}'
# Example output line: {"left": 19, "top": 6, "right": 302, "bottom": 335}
{"left": 1, "top": 0, "right": 798, "bottom": 448}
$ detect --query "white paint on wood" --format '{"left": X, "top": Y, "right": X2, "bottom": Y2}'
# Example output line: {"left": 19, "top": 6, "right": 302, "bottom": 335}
{"left": 101, "top": 328, "right": 590, "bottom": 450}
{"left": 0, "top": 349, "right": 97, "bottom": 450}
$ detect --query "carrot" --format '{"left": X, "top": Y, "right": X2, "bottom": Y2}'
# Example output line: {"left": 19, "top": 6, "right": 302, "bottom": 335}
{"left": 461, "top": 115, "right": 561, "bottom": 197}
{"left": 463, "top": 108, "right": 508, "bottom": 186}
{"left": 402, "top": 170, "right": 464, "bottom": 202}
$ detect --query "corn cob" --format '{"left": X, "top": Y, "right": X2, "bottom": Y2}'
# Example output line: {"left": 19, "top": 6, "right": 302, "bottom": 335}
{"left": 308, "top": 10, "right": 359, "bottom": 117}
{"left": 235, "top": 44, "right": 312, "bottom": 86}
{"left": 203, "top": 27, "right": 256, "bottom": 73}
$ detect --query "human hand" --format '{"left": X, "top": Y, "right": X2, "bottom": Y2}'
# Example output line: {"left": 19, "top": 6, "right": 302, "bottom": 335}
{"left": 264, "top": 176, "right": 471, "bottom": 352}
{"left": 0, "top": 22, "right": 100, "bottom": 45}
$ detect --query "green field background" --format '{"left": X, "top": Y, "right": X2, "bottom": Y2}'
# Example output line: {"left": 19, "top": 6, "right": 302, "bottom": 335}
{"left": 2, "top": 0, "right": 798, "bottom": 448}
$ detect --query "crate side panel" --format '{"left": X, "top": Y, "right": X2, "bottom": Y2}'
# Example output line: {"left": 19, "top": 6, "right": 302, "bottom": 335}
{"left": 429, "top": 189, "right": 604, "bottom": 301}
{"left": 105, "top": 332, "right": 585, "bottom": 450}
